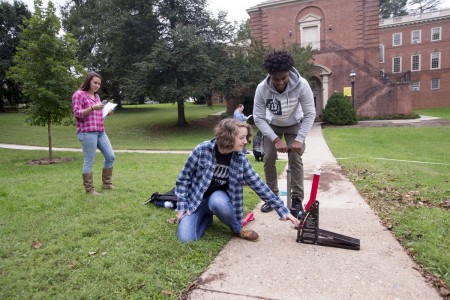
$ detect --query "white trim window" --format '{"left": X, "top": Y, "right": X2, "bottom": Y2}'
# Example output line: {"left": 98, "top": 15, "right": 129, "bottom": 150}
{"left": 431, "top": 79, "right": 440, "bottom": 90}
{"left": 300, "top": 14, "right": 321, "bottom": 50}
{"left": 379, "top": 44, "right": 385, "bottom": 63}
{"left": 411, "top": 54, "right": 421, "bottom": 71}
{"left": 411, "top": 81, "right": 420, "bottom": 92}
{"left": 393, "top": 32, "right": 402, "bottom": 46}
{"left": 431, "top": 27, "right": 441, "bottom": 41}
{"left": 393, "top": 56, "right": 402, "bottom": 73}
{"left": 411, "top": 30, "right": 421, "bottom": 44}
{"left": 431, "top": 52, "right": 441, "bottom": 69}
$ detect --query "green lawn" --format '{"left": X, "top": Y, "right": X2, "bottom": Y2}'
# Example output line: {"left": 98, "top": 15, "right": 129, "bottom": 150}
{"left": 0, "top": 103, "right": 227, "bottom": 150}
{"left": 414, "top": 107, "right": 450, "bottom": 120}
{"left": 0, "top": 106, "right": 285, "bottom": 299}
{"left": 2, "top": 104, "right": 449, "bottom": 296}
{"left": 323, "top": 117, "right": 450, "bottom": 287}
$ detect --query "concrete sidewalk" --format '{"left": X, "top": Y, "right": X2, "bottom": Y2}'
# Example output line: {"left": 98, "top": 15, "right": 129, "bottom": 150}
{"left": 187, "top": 123, "right": 440, "bottom": 299}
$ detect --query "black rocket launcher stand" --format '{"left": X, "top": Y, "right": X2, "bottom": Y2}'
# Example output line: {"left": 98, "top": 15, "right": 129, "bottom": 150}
{"left": 296, "top": 166, "right": 360, "bottom": 250}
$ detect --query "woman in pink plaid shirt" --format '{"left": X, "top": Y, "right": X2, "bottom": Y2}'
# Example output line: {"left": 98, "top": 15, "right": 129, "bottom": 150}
{"left": 72, "top": 72, "right": 115, "bottom": 195}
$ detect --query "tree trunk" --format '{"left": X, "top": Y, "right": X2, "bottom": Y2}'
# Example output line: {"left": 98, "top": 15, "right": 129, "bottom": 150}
{"left": 0, "top": 93, "right": 4, "bottom": 113}
{"left": 48, "top": 116, "right": 53, "bottom": 161}
{"left": 176, "top": 73, "right": 188, "bottom": 127}
{"left": 177, "top": 98, "right": 188, "bottom": 127}
{"left": 112, "top": 81, "right": 122, "bottom": 110}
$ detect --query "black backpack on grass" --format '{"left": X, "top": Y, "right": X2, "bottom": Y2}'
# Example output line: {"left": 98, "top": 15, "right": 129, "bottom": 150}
{"left": 144, "top": 188, "right": 177, "bottom": 210}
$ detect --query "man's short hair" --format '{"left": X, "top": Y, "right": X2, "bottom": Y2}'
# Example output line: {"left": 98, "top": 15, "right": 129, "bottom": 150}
{"left": 263, "top": 50, "right": 294, "bottom": 74}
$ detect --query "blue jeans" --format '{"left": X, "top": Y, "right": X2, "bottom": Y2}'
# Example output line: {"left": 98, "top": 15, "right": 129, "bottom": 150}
{"left": 77, "top": 131, "right": 115, "bottom": 174}
{"left": 177, "top": 190, "right": 242, "bottom": 243}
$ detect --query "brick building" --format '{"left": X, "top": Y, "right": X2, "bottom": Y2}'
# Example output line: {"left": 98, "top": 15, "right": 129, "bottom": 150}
{"left": 380, "top": 9, "right": 450, "bottom": 109}
{"left": 247, "top": 0, "right": 449, "bottom": 118}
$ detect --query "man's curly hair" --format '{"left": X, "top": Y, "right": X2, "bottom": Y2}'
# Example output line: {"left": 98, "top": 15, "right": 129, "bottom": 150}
{"left": 263, "top": 50, "right": 294, "bottom": 74}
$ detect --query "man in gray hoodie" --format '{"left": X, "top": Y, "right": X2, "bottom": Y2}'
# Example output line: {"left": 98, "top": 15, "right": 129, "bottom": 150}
{"left": 253, "top": 50, "right": 316, "bottom": 215}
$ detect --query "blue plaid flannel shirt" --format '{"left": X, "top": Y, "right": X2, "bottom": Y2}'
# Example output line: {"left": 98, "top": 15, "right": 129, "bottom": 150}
{"left": 175, "top": 139, "right": 290, "bottom": 225}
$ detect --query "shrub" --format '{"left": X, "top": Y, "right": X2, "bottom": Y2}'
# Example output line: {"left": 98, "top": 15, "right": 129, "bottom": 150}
{"left": 322, "top": 93, "right": 357, "bottom": 125}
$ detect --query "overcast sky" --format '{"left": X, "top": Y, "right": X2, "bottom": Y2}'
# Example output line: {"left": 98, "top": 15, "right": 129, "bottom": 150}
{"left": 7, "top": 0, "right": 262, "bottom": 22}
{"left": 7, "top": 0, "right": 450, "bottom": 22}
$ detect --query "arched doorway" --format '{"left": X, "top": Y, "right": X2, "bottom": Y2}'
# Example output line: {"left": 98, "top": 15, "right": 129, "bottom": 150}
{"left": 309, "top": 76, "right": 322, "bottom": 118}
{"left": 310, "top": 64, "right": 332, "bottom": 118}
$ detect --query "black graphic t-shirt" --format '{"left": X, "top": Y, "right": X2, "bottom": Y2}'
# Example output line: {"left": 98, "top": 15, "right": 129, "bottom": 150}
{"left": 203, "top": 145, "right": 232, "bottom": 199}
{"left": 266, "top": 97, "right": 282, "bottom": 115}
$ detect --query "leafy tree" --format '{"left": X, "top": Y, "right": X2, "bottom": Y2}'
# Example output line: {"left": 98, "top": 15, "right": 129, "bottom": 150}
{"left": 287, "top": 43, "right": 315, "bottom": 79}
{"left": 137, "top": 0, "right": 234, "bottom": 126}
{"left": 61, "top": 0, "right": 159, "bottom": 107}
{"left": 7, "top": 0, "right": 85, "bottom": 160}
{"left": 235, "top": 19, "right": 252, "bottom": 41}
{"left": 408, "top": 0, "right": 441, "bottom": 13}
{"left": 0, "top": 0, "right": 31, "bottom": 112}
{"left": 380, "top": 0, "right": 408, "bottom": 18}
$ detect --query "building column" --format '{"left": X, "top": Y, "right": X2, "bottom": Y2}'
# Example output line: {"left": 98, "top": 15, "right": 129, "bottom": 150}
{"left": 322, "top": 74, "right": 329, "bottom": 109}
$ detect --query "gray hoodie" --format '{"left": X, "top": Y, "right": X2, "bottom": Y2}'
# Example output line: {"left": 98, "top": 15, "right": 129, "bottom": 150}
{"left": 253, "top": 67, "right": 316, "bottom": 144}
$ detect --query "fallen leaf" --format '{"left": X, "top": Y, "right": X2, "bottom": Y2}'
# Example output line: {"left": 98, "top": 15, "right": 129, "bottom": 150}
{"left": 439, "top": 287, "right": 449, "bottom": 297}
{"left": 31, "top": 240, "right": 43, "bottom": 249}
{"left": 167, "top": 217, "right": 177, "bottom": 224}
{"left": 88, "top": 251, "right": 97, "bottom": 256}
{"left": 68, "top": 260, "right": 79, "bottom": 269}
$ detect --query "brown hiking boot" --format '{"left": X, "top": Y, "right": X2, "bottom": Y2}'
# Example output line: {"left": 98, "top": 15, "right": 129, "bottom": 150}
{"left": 238, "top": 228, "right": 259, "bottom": 241}
{"left": 102, "top": 168, "right": 114, "bottom": 190}
{"left": 82, "top": 173, "right": 101, "bottom": 195}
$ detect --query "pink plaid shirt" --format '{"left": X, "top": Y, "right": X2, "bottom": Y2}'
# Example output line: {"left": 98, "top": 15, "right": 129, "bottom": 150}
{"left": 72, "top": 90, "right": 105, "bottom": 133}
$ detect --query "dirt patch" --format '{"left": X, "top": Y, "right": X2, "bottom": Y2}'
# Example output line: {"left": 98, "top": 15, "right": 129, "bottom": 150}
{"left": 26, "top": 157, "right": 75, "bottom": 165}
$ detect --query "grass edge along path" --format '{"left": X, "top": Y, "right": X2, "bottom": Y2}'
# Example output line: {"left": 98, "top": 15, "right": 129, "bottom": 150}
{"left": 323, "top": 124, "right": 450, "bottom": 295}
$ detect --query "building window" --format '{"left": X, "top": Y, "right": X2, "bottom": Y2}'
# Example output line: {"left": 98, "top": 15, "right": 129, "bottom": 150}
{"left": 431, "top": 79, "right": 440, "bottom": 90}
{"left": 411, "top": 81, "right": 420, "bottom": 91}
{"left": 411, "top": 55, "right": 421, "bottom": 71}
{"left": 379, "top": 69, "right": 385, "bottom": 78}
{"left": 393, "top": 57, "right": 402, "bottom": 73}
{"left": 431, "top": 52, "right": 440, "bottom": 69}
{"left": 411, "top": 30, "right": 421, "bottom": 44}
{"left": 379, "top": 44, "right": 385, "bottom": 63}
{"left": 301, "top": 26, "right": 320, "bottom": 49}
{"left": 393, "top": 32, "right": 402, "bottom": 46}
{"left": 431, "top": 27, "right": 441, "bottom": 41}
{"left": 300, "top": 14, "right": 321, "bottom": 50}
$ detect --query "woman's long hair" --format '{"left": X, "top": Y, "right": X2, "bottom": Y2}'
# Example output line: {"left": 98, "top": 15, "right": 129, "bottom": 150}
{"left": 80, "top": 71, "right": 102, "bottom": 93}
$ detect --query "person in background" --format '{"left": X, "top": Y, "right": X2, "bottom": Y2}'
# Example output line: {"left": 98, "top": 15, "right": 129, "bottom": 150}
{"left": 253, "top": 50, "right": 316, "bottom": 216}
{"left": 72, "top": 72, "right": 115, "bottom": 195}
{"left": 175, "top": 118, "right": 299, "bottom": 243}
{"left": 233, "top": 104, "right": 249, "bottom": 121}
{"left": 233, "top": 104, "right": 250, "bottom": 154}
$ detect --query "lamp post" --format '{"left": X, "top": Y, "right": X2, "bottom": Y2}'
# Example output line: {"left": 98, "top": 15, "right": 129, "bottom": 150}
{"left": 349, "top": 70, "right": 356, "bottom": 108}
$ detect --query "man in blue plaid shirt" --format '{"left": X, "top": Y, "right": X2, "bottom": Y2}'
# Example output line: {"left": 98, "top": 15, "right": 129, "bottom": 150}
{"left": 175, "top": 119, "right": 298, "bottom": 243}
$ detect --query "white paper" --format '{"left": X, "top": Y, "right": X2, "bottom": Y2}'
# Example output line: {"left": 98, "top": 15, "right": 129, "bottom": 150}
{"left": 102, "top": 102, "right": 118, "bottom": 119}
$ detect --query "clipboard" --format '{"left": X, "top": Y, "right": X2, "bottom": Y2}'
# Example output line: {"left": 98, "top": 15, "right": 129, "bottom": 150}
{"left": 102, "top": 102, "right": 118, "bottom": 119}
